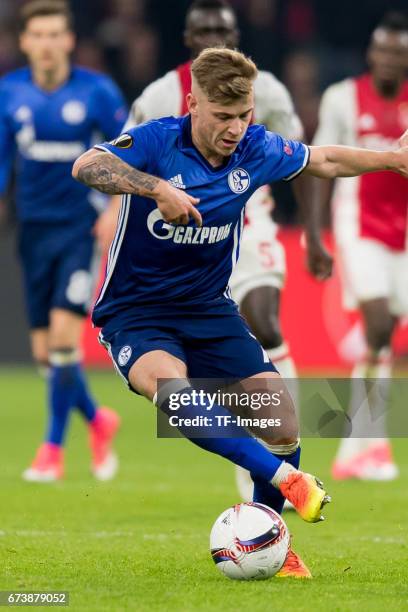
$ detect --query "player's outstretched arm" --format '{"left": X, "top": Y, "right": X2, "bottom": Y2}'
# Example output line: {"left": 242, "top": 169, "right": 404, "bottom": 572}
{"left": 72, "top": 149, "right": 201, "bottom": 226}
{"left": 306, "top": 138, "right": 408, "bottom": 179}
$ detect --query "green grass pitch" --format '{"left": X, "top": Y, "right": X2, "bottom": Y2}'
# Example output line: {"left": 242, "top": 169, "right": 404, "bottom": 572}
{"left": 0, "top": 368, "right": 407, "bottom": 611}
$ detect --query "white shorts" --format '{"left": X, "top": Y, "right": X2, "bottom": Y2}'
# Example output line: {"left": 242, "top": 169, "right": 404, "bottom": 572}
{"left": 337, "top": 237, "right": 408, "bottom": 316}
{"left": 230, "top": 223, "right": 286, "bottom": 305}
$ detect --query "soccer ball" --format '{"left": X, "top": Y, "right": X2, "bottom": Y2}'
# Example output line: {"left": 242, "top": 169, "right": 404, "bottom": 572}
{"left": 210, "top": 502, "right": 290, "bottom": 580}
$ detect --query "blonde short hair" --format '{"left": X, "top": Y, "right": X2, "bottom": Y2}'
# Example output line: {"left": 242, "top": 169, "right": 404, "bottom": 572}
{"left": 191, "top": 47, "right": 257, "bottom": 104}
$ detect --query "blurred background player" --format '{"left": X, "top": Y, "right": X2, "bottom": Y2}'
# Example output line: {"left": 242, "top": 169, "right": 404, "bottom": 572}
{"left": 119, "top": 0, "right": 332, "bottom": 501}
{"left": 313, "top": 12, "right": 408, "bottom": 480}
{"left": 0, "top": 0, "right": 127, "bottom": 481}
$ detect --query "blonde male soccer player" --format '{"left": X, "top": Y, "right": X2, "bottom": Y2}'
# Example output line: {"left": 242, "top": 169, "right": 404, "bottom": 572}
{"left": 113, "top": 0, "right": 333, "bottom": 502}
{"left": 73, "top": 48, "right": 408, "bottom": 578}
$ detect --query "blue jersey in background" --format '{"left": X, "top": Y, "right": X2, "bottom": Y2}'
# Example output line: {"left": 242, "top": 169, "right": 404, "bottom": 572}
{"left": 0, "top": 66, "right": 127, "bottom": 225}
{"left": 93, "top": 115, "right": 309, "bottom": 332}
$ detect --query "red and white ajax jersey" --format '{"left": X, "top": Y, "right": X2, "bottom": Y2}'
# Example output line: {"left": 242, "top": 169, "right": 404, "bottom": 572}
{"left": 313, "top": 74, "right": 408, "bottom": 251}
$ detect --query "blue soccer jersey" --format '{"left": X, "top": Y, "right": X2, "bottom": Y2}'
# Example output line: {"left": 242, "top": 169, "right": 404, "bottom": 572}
{"left": 92, "top": 115, "right": 309, "bottom": 330}
{"left": 0, "top": 66, "right": 127, "bottom": 224}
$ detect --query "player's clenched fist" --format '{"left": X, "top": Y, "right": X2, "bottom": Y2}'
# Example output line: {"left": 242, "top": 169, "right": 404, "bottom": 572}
{"left": 73, "top": 149, "right": 202, "bottom": 226}
{"left": 154, "top": 181, "right": 202, "bottom": 226}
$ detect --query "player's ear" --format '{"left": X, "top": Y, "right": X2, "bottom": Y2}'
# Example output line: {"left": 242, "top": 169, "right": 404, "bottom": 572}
{"left": 187, "top": 93, "right": 198, "bottom": 115}
{"left": 65, "top": 31, "right": 76, "bottom": 54}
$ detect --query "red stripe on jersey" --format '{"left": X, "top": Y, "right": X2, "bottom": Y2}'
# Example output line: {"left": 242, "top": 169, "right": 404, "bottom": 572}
{"left": 176, "top": 61, "right": 193, "bottom": 115}
{"left": 356, "top": 74, "right": 408, "bottom": 250}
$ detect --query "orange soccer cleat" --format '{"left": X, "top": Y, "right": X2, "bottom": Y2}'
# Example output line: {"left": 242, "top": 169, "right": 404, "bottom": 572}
{"left": 279, "top": 471, "right": 331, "bottom": 523}
{"left": 89, "top": 407, "right": 121, "bottom": 481}
{"left": 276, "top": 547, "right": 312, "bottom": 579}
{"left": 22, "top": 442, "right": 64, "bottom": 482}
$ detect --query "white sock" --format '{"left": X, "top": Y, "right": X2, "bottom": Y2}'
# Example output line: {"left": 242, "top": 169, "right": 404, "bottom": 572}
{"left": 271, "top": 461, "right": 298, "bottom": 488}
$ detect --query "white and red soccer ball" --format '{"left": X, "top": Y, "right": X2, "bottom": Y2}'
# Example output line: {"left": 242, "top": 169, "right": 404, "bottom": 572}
{"left": 210, "top": 502, "right": 290, "bottom": 580}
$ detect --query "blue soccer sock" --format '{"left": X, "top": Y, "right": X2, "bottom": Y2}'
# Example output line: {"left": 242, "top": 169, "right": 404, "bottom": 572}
{"left": 73, "top": 363, "right": 97, "bottom": 422}
{"left": 46, "top": 350, "right": 79, "bottom": 446}
{"left": 156, "top": 383, "right": 284, "bottom": 483}
{"left": 252, "top": 446, "right": 301, "bottom": 514}
{"left": 45, "top": 349, "right": 99, "bottom": 445}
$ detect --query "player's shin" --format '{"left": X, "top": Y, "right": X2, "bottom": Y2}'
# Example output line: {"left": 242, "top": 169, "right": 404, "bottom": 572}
{"left": 66, "top": 353, "right": 120, "bottom": 479}
{"left": 156, "top": 382, "right": 330, "bottom": 521}
{"left": 46, "top": 348, "right": 80, "bottom": 445}
{"left": 74, "top": 362, "right": 97, "bottom": 422}
{"left": 155, "top": 383, "right": 283, "bottom": 482}
{"left": 267, "top": 344, "right": 299, "bottom": 410}
{"left": 23, "top": 349, "right": 77, "bottom": 481}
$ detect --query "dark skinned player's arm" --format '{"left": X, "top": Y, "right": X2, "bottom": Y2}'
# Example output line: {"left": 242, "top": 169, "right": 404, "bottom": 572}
{"left": 291, "top": 171, "right": 334, "bottom": 280}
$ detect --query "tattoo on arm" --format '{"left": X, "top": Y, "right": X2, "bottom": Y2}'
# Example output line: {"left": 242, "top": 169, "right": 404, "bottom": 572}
{"left": 76, "top": 151, "right": 161, "bottom": 196}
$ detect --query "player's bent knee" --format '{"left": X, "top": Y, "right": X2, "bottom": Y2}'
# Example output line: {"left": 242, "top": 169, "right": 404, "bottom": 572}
{"left": 128, "top": 361, "right": 157, "bottom": 399}
{"left": 244, "top": 371, "right": 298, "bottom": 442}
{"left": 129, "top": 350, "right": 187, "bottom": 401}
{"left": 49, "top": 309, "right": 84, "bottom": 350}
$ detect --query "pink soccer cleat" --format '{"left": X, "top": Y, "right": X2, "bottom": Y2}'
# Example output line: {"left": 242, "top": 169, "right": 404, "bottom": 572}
{"left": 22, "top": 443, "right": 64, "bottom": 482}
{"left": 331, "top": 442, "right": 399, "bottom": 481}
{"left": 89, "top": 407, "right": 121, "bottom": 481}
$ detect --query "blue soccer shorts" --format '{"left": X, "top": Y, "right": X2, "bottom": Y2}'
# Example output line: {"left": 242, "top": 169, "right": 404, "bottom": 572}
{"left": 19, "top": 221, "right": 101, "bottom": 328}
{"left": 98, "top": 306, "right": 278, "bottom": 391}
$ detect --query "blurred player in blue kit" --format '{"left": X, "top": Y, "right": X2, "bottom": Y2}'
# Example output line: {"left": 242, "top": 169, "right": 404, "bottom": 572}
{"left": 0, "top": 1, "right": 127, "bottom": 481}
{"left": 74, "top": 48, "right": 408, "bottom": 576}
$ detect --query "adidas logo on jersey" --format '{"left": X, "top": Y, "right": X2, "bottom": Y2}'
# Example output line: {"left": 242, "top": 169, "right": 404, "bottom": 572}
{"left": 168, "top": 174, "right": 186, "bottom": 189}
